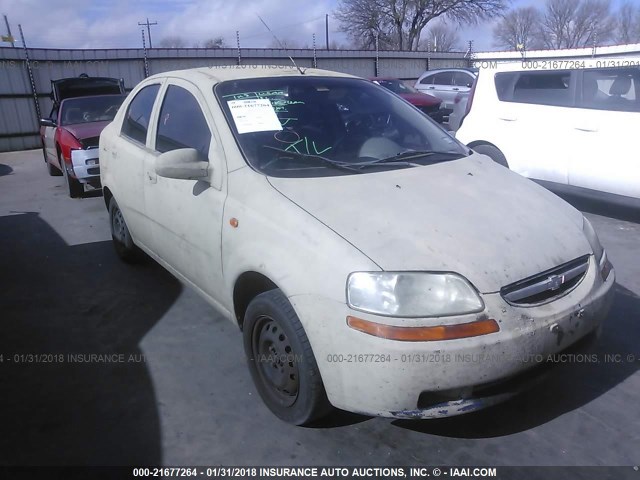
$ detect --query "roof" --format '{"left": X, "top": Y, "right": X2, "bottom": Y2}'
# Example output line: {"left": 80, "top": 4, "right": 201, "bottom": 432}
{"left": 147, "top": 66, "right": 358, "bottom": 85}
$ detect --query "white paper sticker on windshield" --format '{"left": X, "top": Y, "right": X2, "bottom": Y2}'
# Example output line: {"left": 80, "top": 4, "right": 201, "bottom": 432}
{"left": 228, "top": 99, "right": 283, "bottom": 134}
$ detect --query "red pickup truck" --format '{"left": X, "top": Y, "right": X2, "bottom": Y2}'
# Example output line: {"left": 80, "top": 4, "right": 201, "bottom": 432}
{"left": 40, "top": 76, "right": 126, "bottom": 197}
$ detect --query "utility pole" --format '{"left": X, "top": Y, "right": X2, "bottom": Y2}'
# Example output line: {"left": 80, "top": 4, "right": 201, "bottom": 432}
{"left": 325, "top": 14, "right": 329, "bottom": 50}
{"left": 137, "top": 18, "right": 157, "bottom": 49}
{"left": 3, "top": 14, "right": 15, "bottom": 47}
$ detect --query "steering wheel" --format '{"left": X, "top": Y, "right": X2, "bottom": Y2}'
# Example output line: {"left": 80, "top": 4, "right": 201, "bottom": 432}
{"left": 82, "top": 111, "right": 92, "bottom": 122}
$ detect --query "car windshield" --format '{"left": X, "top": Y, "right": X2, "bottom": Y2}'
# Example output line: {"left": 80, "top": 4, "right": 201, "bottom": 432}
{"left": 374, "top": 79, "right": 419, "bottom": 94}
{"left": 60, "top": 94, "right": 127, "bottom": 126}
{"left": 215, "top": 77, "right": 467, "bottom": 178}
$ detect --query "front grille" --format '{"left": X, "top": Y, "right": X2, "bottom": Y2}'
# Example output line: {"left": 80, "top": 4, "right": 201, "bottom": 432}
{"left": 87, "top": 167, "right": 100, "bottom": 175}
{"left": 500, "top": 255, "right": 590, "bottom": 305}
{"left": 81, "top": 136, "right": 100, "bottom": 149}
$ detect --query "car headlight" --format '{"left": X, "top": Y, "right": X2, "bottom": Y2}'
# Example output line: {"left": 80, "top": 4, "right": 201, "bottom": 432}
{"left": 346, "top": 272, "right": 484, "bottom": 318}
{"left": 582, "top": 216, "right": 612, "bottom": 281}
{"left": 582, "top": 216, "right": 604, "bottom": 262}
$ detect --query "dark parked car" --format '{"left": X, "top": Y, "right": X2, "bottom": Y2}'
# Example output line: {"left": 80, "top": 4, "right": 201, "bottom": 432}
{"left": 370, "top": 77, "right": 444, "bottom": 123}
{"left": 40, "top": 76, "right": 126, "bottom": 197}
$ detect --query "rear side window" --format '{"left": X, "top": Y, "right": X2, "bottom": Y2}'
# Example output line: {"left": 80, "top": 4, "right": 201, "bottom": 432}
{"left": 419, "top": 74, "right": 435, "bottom": 85}
{"left": 579, "top": 68, "right": 640, "bottom": 112}
{"left": 155, "top": 85, "right": 211, "bottom": 158}
{"left": 121, "top": 84, "right": 160, "bottom": 144}
{"left": 495, "top": 71, "right": 573, "bottom": 107}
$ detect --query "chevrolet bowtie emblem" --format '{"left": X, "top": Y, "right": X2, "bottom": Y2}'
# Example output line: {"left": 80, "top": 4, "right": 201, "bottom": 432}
{"left": 547, "top": 274, "right": 566, "bottom": 291}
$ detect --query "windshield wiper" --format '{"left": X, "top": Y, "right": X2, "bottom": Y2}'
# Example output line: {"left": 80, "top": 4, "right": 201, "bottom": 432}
{"left": 262, "top": 145, "right": 359, "bottom": 172}
{"left": 356, "top": 150, "right": 466, "bottom": 168}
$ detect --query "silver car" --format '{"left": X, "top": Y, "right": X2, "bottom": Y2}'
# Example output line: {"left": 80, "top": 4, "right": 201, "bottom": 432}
{"left": 415, "top": 68, "right": 477, "bottom": 112}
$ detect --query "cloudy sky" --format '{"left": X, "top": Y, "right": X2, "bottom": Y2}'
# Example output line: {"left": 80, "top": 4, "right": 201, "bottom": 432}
{"left": 0, "top": 0, "right": 626, "bottom": 52}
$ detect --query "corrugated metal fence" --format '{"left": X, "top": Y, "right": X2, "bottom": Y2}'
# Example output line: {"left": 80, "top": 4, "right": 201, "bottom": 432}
{"left": 0, "top": 47, "right": 468, "bottom": 152}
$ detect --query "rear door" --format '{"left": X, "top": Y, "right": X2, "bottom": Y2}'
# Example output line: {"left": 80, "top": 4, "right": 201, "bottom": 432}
{"left": 143, "top": 79, "right": 227, "bottom": 302}
{"left": 108, "top": 82, "right": 163, "bottom": 247}
{"left": 567, "top": 66, "right": 640, "bottom": 199}
{"left": 430, "top": 71, "right": 455, "bottom": 107}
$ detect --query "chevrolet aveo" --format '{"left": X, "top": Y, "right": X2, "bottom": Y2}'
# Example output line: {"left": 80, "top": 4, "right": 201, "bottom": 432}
{"left": 100, "top": 67, "right": 615, "bottom": 425}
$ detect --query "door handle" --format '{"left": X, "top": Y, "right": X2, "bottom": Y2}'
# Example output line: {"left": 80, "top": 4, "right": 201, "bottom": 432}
{"left": 452, "top": 87, "right": 459, "bottom": 91}
{"left": 499, "top": 117, "right": 517, "bottom": 122}
{"left": 428, "top": 86, "right": 435, "bottom": 89}
{"left": 574, "top": 127, "right": 598, "bottom": 132}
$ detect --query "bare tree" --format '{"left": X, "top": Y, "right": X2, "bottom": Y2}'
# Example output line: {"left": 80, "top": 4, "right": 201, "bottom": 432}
{"left": 419, "top": 22, "right": 460, "bottom": 51}
{"left": 493, "top": 7, "right": 543, "bottom": 50}
{"left": 158, "top": 36, "right": 186, "bottom": 48}
{"left": 539, "top": 0, "right": 614, "bottom": 49}
{"left": 335, "top": 0, "right": 508, "bottom": 51}
{"left": 614, "top": 1, "right": 640, "bottom": 44}
{"left": 203, "top": 36, "right": 226, "bottom": 48}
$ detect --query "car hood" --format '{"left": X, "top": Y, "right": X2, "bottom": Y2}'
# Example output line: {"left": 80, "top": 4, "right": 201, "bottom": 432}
{"left": 62, "top": 121, "right": 111, "bottom": 141}
{"left": 267, "top": 154, "right": 590, "bottom": 293}
{"left": 400, "top": 92, "right": 441, "bottom": 107}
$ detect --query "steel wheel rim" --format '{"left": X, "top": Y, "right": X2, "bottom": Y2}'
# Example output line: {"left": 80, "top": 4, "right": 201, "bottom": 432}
{"left": 112, "top": 207, "right": 127, "bottom": 244}
{"left": 252, "top": 314, "right": 299, "bottom": 407}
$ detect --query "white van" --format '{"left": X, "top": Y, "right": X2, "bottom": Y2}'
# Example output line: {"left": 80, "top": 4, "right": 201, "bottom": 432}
{"left": 456, "top": 58, "right": 640, "bottom": 204}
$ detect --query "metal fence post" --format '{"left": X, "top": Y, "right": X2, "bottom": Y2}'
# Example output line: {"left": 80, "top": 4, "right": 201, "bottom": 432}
{"left": 141, "top": 29, "right": 150, "bottom": 78}
{"left": 18, "top": 24, "right": 41, "bottom": 122}
{"left": 313, "top": 33, "right": 317, "bottom": 68}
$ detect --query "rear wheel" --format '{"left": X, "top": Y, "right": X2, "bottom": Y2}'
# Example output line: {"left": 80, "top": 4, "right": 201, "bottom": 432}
{"left": 109, "top": 197, "right": 142, "bottom": 263}
{"left": 60, "top": 155, "right": 84, "bottom": 197}
{"left": 472, "top": 144, "right": 508, "bottom": 168}
{"left": 243, "top": 289, "right": 332, "bottom": 425}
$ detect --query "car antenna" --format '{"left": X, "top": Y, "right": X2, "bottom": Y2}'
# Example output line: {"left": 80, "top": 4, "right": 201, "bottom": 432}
{"left": 257, "top": 14, "right": 306, "bottom": 75}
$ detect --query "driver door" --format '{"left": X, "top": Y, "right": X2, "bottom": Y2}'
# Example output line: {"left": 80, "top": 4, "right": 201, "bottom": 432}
{"left": 143, "top": 79, "right": 228, "bottom": 304}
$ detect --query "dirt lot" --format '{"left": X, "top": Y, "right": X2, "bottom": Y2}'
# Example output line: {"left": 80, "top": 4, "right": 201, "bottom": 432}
{"left": 1, "top": 149, "right": 639, "bottom": 467}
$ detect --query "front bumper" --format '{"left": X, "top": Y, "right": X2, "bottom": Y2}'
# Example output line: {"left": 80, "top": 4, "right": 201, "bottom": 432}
{"left": 70, "top": 148, "right": 100, "bottom": 184}
{"left": 290, "top": 256, "right": 615, "bottom": 419}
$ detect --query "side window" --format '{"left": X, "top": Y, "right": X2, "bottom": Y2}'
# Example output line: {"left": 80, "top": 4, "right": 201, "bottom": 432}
{"left": 497, "top": 71, "right": 573, "bottom": 107}
{"left": 579, "top": 68, "right": 640, "bottom": 112}
{"left": 433, "top": 71, "right": 454, "bottom": 86}
{"left": 419, "top": 74, "right": 435, "bottom": 85}
{"left": 121, "top": 84, "right": 160, "bottom": 144}
{"left": 494, "top": 72, "right": 516, "bottom": 101}
{"left": 453, "top": 72, "right": 474, "bottom": 87}
{"left": 155, "top": 85, "right": 212, "bottom": 158}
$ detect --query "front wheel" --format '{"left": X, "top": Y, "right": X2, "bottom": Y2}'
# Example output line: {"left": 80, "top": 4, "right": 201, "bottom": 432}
{"left": 44, "top": 147, "right": 62, "bottom": 176}
{"left": 472, "top": 144, "right": 509, "bottom": 168}
{"left": 60, "top": 157, "right": 84, "bottom": 197}
{"left": 243, "top": 289, "right": 332, "bottom": 425}
{"left": 109, "top": 197, "right": 142, "bottom": 263}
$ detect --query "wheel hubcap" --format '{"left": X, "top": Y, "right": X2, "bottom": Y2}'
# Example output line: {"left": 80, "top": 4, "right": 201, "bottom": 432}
{"left": 112, "top": 207, "right": 126, "bottom": 243}
{"left": 252, "top": 315, "right": 299, "bottom": 406}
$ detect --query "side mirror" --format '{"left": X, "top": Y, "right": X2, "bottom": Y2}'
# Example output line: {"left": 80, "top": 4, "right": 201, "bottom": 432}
{"left": 40, "top": 118, "right": 56, "bottom": 127}
{"left": 156, "top": 148, "right": 209, "bottom": 180}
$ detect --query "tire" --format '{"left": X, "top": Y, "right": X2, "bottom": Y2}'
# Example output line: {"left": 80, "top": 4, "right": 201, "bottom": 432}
{"left": 60, "top": 156, "right": 84, "bottom": 197}
{"left": 44, "top": 147, "right": 62, "bottom": 176}
{"left": 243, "top": 289, "right": 332, "bottom": 425}
{"left": 472, "top": 144, "right": 509, "bottom": 168}
{"left": 109, "top": 197, "right": 142, "bottom": 263}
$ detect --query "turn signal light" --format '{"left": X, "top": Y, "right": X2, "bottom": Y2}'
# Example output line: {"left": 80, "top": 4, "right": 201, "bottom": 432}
{"left": 346, "top": 316, "right": 500, "bottom": 342}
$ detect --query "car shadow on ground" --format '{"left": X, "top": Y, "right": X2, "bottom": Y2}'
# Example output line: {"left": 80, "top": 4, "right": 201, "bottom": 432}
{"left": 0, "top": 164, "right": 13, "bottom": 177}
{"left": 0, "top": 212, "right": 182, "bottom": 465}
{"left": 391, "top": 283, "right": 640, "bottom": 438}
